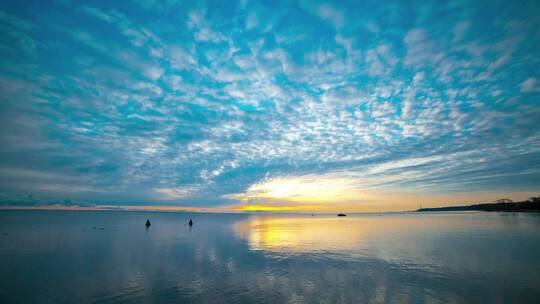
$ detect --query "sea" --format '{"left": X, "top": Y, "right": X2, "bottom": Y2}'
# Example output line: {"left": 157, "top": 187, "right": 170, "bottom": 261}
{"left": 1, "top": 210, "right": 539, "bottom": 303}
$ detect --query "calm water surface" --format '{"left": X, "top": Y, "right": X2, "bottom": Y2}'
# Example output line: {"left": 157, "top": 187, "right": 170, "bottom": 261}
{"left": 1, "top": 210, "right": 539, "bottom": 303}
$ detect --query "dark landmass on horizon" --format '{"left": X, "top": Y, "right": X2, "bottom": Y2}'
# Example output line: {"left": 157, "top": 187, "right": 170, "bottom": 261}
{"left": 417, "top": 196, "right": 540, "bottom": 212}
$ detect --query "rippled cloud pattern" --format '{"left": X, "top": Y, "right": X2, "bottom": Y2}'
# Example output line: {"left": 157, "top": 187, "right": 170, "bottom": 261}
{"left": 0, "top": 0, "right": 539, "bottom": 210}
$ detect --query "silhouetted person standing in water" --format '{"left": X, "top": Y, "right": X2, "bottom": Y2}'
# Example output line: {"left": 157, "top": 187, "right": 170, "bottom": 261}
{"left": 189, "top": 219, "right": 193, "bottom": 227}
{"left": 145, "top": 219, "right": 151, "bottom": 227}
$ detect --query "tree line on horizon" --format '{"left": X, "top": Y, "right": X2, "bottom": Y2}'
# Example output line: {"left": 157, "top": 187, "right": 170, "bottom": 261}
{"left": 418, "top": 195, "right": 540, "bottom": 212}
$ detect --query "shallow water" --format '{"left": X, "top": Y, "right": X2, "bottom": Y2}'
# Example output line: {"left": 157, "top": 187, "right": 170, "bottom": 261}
{"left": 0, "top": 210, "right": 539, "bottom": 303}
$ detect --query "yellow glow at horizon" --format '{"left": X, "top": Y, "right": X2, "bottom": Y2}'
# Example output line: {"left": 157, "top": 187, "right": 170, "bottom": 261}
{"left": 238, "top": 205, "right": 316, "bottom": 212}
{"left": 229, "top": 173, "right": 540, "bottom": 212}
{"left": 236, "top": 175, "right": 371, "bottom": 204}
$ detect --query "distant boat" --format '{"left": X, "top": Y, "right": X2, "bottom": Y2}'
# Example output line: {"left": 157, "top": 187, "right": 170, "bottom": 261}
{"left": 337, "top": 213, "right": 347, "bottom": 217}
{"left": 145, "top": 219, "right": 151, "bottom": 227}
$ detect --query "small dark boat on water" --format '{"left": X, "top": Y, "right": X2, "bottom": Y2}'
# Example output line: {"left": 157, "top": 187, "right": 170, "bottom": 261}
{"left": 145, "top": 219, "right": 151, "bottom": 227}
{"left": 337, "top": 213, "right": 347, "bottom": 217}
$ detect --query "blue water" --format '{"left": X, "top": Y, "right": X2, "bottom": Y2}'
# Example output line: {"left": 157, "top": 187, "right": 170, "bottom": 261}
{"left": 0, "top": 210, "right": 539, "bottom": 303}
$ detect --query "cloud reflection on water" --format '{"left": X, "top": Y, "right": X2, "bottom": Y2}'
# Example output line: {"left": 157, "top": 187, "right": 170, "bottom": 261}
{"left": 1, "top": 211, "right": 540, "bottom": 303}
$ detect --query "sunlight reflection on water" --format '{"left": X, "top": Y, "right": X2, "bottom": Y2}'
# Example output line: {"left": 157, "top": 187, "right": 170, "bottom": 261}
{"left": 0, "top": 211, "right": 539, "bottom": 303}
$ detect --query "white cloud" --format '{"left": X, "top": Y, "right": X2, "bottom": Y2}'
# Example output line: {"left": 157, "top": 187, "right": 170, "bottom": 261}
{"left": 187, "top": 10, "right": 226, "bottom": 42}
{"left": 167, "top": 46, "right": 197, "bottom": 70}
{"left": 368, "top": 155, "right": 444, "bottom": 175}
{"left": 520, "top": 78, "right": 539, "bottom": 92}
{"left": 144, "top": 66, "right": 164, "bottom": 81}
{"left": 403, "top": 28, "right": 443, "bottom": 68}
{"left": 245, "top": 12, "right": 259, "bottom": 30}
{"left": 316, "top": 4, "right": 345, "bottom": 28}
{"left": 452, "top": 21, "right": 469, "bottom": 42}
{"left": 155, "top": 186, "right": 198, "bottom": 199}
{"left": 322, "top": 86, "right": 365, "bottom": 106}
{"left": 335, "top": 34, "right": 353, "bottom": 55}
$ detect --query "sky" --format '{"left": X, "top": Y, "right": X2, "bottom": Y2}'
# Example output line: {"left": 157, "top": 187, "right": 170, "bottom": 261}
{"left": 0, "top": 0, "right": 539, "bottom": 212}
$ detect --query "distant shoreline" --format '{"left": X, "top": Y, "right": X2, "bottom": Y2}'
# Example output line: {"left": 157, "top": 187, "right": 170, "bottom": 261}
{"left": 417, "top": 197, "right": 540, "bottom": 212}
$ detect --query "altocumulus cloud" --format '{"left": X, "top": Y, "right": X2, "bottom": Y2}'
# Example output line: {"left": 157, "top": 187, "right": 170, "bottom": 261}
{"left": 0, "top": 0, "right": 539, "bottom": 211}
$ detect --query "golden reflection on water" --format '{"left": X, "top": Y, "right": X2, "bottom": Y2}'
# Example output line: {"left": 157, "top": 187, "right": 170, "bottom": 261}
{"left": 233, "top": 215, "right": 427, "bottom": 253}
{"left": 234, "top": 216, "right": 364, "bottom": 252}
{"left": 233, "top": 214, "right": 512, "bottom": 254}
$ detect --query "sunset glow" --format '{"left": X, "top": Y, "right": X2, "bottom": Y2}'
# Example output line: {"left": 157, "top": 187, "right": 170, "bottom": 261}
{"left": 0, "top": 0, "right": 538, "bottom": 212}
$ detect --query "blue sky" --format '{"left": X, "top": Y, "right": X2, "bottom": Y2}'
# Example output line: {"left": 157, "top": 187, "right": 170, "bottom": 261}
{"left": 0, "top": 0, "right": 539, "bottom": 211}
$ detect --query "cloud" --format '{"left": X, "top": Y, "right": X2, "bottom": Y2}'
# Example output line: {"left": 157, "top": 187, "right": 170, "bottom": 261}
{"left": 520, "top": 78, "right": 539, "bottom": 92}
{"left": 225, "top": 173, "right": 373, "bottom": 208}
{"left": 452, "top": 21, "right": 469, "bottom": 42}
{"left": 403, "top": 28, "right": 444, "bottom": 68}
{"left": 316, "top": 4, "right": 345, "bottom": 28}
{"left": 245, "top": 12, "right": 259, "bottom": 30}
{"left": 367, "top": 155, "right": 444, "bottom": 175}
{"left": 155, "top": 186, "right": 200, "bottom": 200}
{"left": 0, "top": 10, "right": 35, "bottom": 31}
{"left": 187, "top": 10, "right": 226, "bottom": 43}
{"left": 0, "top": 0, "right": 539, "bottom": 211}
